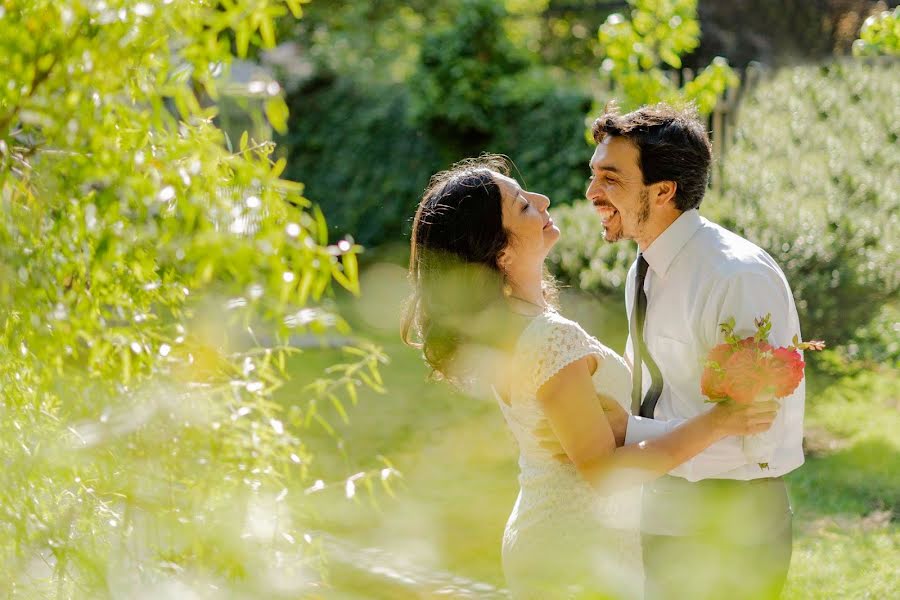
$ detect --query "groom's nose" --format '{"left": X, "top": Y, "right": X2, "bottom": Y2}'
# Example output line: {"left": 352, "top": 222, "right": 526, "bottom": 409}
{"left": 586, "top": 178, "right": 602, "bottom": 201}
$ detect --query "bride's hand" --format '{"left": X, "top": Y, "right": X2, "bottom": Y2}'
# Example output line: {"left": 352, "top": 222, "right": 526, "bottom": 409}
{"left": 708, "top": 398, "right": 779, "bottom": 437}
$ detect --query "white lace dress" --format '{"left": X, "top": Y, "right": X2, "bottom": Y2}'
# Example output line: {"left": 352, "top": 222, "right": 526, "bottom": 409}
{"left": 497, "top": 309, "right": 643, "bottom": 599}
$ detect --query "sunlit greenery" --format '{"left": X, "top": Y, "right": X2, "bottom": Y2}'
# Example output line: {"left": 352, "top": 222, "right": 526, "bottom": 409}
{"left": 2, "top": 0, "right": 896, "bottom": 597}
{"left": 0, "top": 0, "right": 386, "bottom": 595}
{"left": 853, "top": 6, "right": 900, "bottom": 56}
{"left": 596, "top": 0, "right": 739, "bottom": 114}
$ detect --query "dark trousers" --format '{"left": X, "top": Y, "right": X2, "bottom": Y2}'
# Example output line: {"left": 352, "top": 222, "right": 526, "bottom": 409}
{"left": 642, "top": 476, "right": 793, "bottom": 600}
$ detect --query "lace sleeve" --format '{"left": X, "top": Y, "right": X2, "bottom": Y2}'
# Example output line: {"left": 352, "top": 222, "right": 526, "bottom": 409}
{"left": 517, "top": 313, "right": 602, "bottom": 395}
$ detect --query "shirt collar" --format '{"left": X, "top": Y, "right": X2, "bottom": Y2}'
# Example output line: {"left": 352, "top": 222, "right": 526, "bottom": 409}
{"left": 642, "top": 209, "right": 702, "bottom": 279}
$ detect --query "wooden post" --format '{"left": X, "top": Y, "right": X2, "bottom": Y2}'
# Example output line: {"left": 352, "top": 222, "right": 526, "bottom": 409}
{"left": 712, "top": 100, "right": 724, "bottom": 193}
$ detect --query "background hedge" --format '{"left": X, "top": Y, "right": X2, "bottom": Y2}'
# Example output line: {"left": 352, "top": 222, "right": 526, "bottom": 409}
{"left": 280, "top": 76, "right": 591, "bottom": 248}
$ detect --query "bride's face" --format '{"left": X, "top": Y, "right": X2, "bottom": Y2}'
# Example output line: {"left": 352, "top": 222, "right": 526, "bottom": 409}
{"left": 494, "top": 172, "right": 560, "bottom": 269}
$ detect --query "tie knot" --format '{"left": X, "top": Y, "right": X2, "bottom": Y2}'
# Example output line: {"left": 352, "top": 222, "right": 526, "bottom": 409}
{"left": 636, "top": 254, "right": 649, "bottom": 283}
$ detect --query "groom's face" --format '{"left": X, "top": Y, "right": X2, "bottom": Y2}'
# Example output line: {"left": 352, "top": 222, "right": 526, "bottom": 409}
{"left": 587, "top": 137, "right": 650, "bottom": 243}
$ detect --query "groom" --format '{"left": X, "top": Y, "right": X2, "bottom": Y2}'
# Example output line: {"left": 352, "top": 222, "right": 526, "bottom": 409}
{"left": 587, "top": 103, "right": 804, "bottom": 599}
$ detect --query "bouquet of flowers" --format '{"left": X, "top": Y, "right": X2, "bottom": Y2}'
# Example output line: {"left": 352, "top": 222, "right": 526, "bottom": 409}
{"left": 701, "top": 314, "right": 824, "bottom": 467}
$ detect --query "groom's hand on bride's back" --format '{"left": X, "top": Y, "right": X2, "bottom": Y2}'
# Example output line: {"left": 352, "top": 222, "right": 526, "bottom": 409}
{"left": 596, "top": 393, "right": 628, "bottom": 445}
{"left": 535, "top": 420, "right": 570, "bottom": 463}
{"left": 535, "top": 393, "right": 627, "bottom": 463}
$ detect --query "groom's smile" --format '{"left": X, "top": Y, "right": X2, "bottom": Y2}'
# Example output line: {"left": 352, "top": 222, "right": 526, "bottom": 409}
{"left": 593, "top": 202, "right": 618, "bottom": 222}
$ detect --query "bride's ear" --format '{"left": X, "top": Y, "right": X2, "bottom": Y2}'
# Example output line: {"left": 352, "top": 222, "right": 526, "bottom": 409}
{"left": 497, "top": 248, "right": 512, "bottom": 271}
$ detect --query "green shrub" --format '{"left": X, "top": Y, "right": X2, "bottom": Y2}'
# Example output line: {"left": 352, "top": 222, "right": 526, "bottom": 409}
{"left": 707, "top": 59, "right": 899, "bottom": 352}
{"left": 280, "top": 77, "right": 444, "bottom": 248}
{"left": 548, "top": 200, "right": 636, "bottom": 298}
{"left": 853, "top": 7, "right": 900, "bottom": 57}
{"left": 410, "top": 0, "right": 529, "bottom": 136}
{"left": 0, "top": 0, "right": 384, "bottom": 594}
{"left": 491, "top": 85, "right": 593, "bottom": 206}
{"left": 279, "top": 76, "right": 592, "bottom": 248}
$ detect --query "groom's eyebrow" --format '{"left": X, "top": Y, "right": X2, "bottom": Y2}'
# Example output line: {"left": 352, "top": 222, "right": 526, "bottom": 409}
{"left": 590, "top": 163, "right": 622, "bottom": 174}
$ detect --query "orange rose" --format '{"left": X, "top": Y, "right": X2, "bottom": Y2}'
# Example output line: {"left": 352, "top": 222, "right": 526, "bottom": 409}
{"left": 722, "top": 347, "right": 770, "bottom": 404}
{"left": 768, "top": 347, "right": 805, "bottom": 397}
{"left": 701, "top": 343, "right": 734, "bottom": 400}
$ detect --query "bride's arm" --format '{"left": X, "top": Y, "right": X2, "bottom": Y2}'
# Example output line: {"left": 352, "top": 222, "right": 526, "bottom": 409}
{"left": 537, "top": 357, "right": 777, "bottom": 490}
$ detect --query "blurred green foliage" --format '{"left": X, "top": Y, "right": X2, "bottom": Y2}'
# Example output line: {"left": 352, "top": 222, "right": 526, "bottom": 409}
{"left": 0, "top": 0, "right": 387, "bottom": 595}
{"left": 410, "top": 0, "right": 530, "bottom": 136}
{"left": 853, "top": 6, "right": 900, "bottom": 56}
{"left": 279, "top": 78, "right": 444, "bottom": 248}
{"left": 287, "top": 0, "right": 447, "bottom": 83}
{"left": 596, "top": 0, "right": 739, "bottom": 114}
{"left": 708, "top": 59, "right": 898, "bottom": 358}
{"left": 288, "top": 0, "right": 617, "bottom": 82}
{"left": 549, "top": 58, "right": 899, "bottom": 360}
{"left": 279, "top": 77, "right": 592, "bottom": 248}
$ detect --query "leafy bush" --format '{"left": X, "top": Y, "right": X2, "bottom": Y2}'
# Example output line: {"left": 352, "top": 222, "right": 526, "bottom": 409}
{"left": 0, "top": 0, "right": 384, "bottom": 595}
{"left": 707, "top": 58, "right": 898, "bottom": 353}
{"left": 280, "top": 77, "right": 445, "bottom": 248}
{"left": 410, "top": 0, "right": 529, "bottom": 136}
{"left": 279, "top": 75, "right": 593, "bottom": 248}
{"left": 853, "top": 7, "right": 900, "bottom": 56}
{"left": 596, "top": 0, "right": 739, "bottom": 114}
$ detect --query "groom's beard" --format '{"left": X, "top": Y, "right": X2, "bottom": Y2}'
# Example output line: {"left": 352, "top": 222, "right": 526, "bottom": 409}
{"left": 600, "top": 190, "right": 650, "bottom": 243}
{"left": 637, "top": 188, "right": 651, "bottom": 225}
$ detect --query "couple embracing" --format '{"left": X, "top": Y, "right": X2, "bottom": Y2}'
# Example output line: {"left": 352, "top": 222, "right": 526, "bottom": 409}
{"left": 402, "top": 103, "right": 803, "bottom": 599}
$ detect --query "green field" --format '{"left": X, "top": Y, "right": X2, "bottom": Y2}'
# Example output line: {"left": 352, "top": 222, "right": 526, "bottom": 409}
{"left": 286, "top": 276, "right": 899, "bottom": 599}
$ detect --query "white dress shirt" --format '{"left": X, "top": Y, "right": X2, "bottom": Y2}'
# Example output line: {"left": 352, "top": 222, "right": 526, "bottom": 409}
{"left": 623, "top": 209, "right": 805, "bottom": 482}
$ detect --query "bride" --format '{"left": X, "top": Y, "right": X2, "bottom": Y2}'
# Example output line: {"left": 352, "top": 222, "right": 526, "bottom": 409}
{"left": 401, "top": 156, "right": 776, "bottom": 599}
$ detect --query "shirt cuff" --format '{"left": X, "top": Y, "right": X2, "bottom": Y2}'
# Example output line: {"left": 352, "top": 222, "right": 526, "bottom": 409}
{"left": 624, "top": 415, "right": 679, "bottom": 445}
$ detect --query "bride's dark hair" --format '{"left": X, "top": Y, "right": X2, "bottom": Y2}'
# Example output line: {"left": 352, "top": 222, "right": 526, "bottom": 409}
{"left": 401, "top": 155, "right": 556, "bottom": 384}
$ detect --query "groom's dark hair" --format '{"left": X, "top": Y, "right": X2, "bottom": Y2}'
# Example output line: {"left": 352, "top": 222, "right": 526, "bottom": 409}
{"left": 591, "top": 102, "right": 712, "bottom": 212}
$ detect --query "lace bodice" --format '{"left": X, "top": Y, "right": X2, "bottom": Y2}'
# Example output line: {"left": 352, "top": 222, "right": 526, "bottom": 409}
{"left": 499, "top": 309, "right": 634, "bottom": 471}
{"left": 496, "top": 309, "right": 643, "bottom": 599}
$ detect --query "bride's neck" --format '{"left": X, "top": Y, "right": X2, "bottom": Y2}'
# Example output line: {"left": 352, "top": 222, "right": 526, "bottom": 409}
{"left": 506, "top": 261, "right": 546, "bottom": 308}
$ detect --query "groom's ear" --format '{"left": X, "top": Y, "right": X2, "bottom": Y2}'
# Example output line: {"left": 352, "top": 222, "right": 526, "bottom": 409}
{"left": 652, "top": 180, "right": 677, "bottom": 207}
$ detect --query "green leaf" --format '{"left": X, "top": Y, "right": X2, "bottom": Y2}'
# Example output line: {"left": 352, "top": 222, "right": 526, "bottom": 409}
{"left": 328, "top": 393, "right": 349, "bottom": 424}
{"left": 264, "top": 97, "right": 289, "bottom": 134}
{"left": 236, "top": 25, "right": 250, "bottom": 58}
{"left": 313, "top": 205, "right": 328, "bottom": 245}
{"left": 660, "top": 48, "right": 682, "bottom": 69}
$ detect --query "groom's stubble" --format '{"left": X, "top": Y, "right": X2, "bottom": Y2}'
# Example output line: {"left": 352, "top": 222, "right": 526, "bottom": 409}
{"left": 602, "top": 188, "right": 651, "bottom": 243}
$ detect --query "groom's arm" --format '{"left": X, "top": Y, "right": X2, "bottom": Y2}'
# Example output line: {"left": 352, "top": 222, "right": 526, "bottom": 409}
{"left": 623, "top": 267, "right": 805, "bottom": 481}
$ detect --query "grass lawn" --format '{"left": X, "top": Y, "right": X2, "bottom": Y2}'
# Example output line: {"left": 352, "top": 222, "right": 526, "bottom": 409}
{"left": 284, "top": 275, "right": 899, "bottom": 598}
